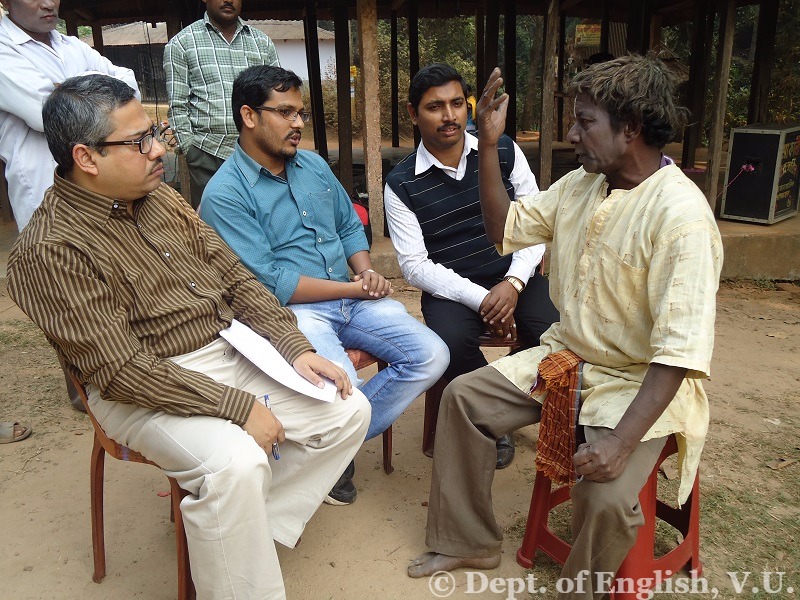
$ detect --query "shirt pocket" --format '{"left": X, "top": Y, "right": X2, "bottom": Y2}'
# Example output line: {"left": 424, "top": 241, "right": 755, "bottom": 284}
{"left": 583, "top": 242, "right": 647, "bottom": 329}
{"left": 306, "top": 188, "right": 336, "bottom": 229}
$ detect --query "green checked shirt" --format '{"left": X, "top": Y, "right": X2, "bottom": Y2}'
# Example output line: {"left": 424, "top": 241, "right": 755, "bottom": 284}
{"left": 164, "top": 14, "right": 280, "bottom": 160}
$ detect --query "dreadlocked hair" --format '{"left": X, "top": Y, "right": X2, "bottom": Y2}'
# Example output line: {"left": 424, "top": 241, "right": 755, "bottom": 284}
{"left": 568, "top": 53, "right": 689, "bottom": 149}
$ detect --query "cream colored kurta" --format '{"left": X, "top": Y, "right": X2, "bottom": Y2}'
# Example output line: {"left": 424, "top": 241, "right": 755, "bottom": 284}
{"left": 494, "top": 164, "right": 722, "bottom": 503}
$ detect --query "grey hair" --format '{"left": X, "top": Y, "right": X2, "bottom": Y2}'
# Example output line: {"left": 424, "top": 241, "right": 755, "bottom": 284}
{"left": 42, "top": 74, "right": 137, "bottom": 171}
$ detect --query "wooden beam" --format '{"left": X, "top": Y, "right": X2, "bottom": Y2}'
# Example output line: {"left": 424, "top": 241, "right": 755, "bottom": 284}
{"left": 681, "top": 0, "right": 710, "bottom": 168}
{"left": 166, "top": 14, "right": 182, "bottom": 40}
{"left": 485, "top": 0, "right": 499, "bottom": 76}
{"left": 556, "top": 12, "right": 565, "bottom": 141}
{"left": 357, "top": 0, "right": 384, "bottom": 239}
{"left": 600, "top": 0, "right": 610, "bottom": 54}
{"left": 91, "top": 23, "right": 104, "bottom": 54}
{"left": 64, "top": 11, "right": 79, "bottom": 37}
{"left": 391, "top": 11, "right": 400, "bottom": 147}
{"left": 649, "top": 14, "right": 662, "bottom": 50}
{"left": 625, "top": 0, "right": 650, "bottom": 53}
{"left": 704, "top": 0, "right": 736, "bottom": 209}
{"left": 538, "top": 0, "right": 559, "bottom": 189}
{"left": 476, "top": 5, "right": 485, "bottom": 86}
{"left": 503, "top": 0, "right": 516, "bottom": 139}
{"left": 408, "top": 1, "right": 420, "bottom": 147}
{"left": 304, "top": 0, "right": 328, "bottom": 161}
{"left": 334, "top": 0, "right": 354, "bottom": 193}
{"left": 748, "top": 0, "right": 778, "bottom": 124}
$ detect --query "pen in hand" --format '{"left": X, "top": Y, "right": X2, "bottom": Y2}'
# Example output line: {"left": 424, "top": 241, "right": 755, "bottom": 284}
{"left": 263, "top": 394, "right": 280, "bottom": 460}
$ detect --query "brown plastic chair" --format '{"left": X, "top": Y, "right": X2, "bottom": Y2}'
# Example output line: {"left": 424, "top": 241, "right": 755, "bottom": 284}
{"left": 68, "top": 372, "right": 195, "bottom": 600}
{"left": 422, "top": 334, "right": 519, "bottom": 457}
{"left": 345, "top": 349, "right": 393, "bottom": 474}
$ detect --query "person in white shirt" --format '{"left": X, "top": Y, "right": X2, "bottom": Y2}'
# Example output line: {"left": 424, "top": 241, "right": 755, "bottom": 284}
{"left": 0, "top": 0, "right": 140, "bottom": 232}
{"left": 384, "top": 63, "right": 558, "bottom": 469}
{"left": 0, "top": 0, "right": 140, "bottom": 412}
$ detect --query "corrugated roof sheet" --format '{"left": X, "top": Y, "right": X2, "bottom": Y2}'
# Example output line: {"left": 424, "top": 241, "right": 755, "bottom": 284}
{"left": 80, "top": 19, "right": 334, "bottom": 47}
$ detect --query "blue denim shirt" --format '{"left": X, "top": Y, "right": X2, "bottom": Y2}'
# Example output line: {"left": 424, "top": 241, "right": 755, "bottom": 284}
{"left": 201, "top": 145, "right": 369, "bottom": 305}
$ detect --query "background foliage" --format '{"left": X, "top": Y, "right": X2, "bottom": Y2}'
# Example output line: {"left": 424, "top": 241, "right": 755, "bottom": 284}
{"left": 322, "top": 0, "right": 798, "bottom": 144}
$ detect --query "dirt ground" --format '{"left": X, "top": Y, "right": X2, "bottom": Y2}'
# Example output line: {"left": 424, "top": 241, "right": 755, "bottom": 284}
{"left": 1, "top": 278, "right": 798, "bottom": 600}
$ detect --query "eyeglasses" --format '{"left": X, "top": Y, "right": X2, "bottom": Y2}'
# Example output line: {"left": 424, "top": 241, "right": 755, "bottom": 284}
{"left": 95, "top": 123, "right": 177, "bottom": 154}
{"left": 252, "top": 106, "right": 312, "bottom": 123}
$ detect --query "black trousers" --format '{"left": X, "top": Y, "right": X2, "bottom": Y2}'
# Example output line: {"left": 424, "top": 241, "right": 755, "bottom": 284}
{"left": 421, "top": 271, "right": 559, "bottom": 382}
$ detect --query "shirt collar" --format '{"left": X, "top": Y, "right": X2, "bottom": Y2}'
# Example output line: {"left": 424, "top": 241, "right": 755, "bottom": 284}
{"left": 0, "top": 15, "right": 58, "bottom": 46}
{"left": 53, "top": 170, "right": 139, "bottom": 225}
{"left": 232, "top": 143, "right": 303, "bottom": 188}
{"left": 415, "top": 131, "right": 477, "bottom": 178}
{"left": 203, "top": 12, "right": 247, "bottom": 36}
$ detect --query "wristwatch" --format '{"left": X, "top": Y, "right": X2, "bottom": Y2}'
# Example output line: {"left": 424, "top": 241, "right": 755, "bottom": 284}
{"left": 503, "top": 275, "right": 525, "bottom": 294}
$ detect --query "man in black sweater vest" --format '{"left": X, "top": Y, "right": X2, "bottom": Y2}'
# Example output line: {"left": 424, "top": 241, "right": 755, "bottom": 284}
{"left": 384, "top": 63, "right": 558, "bottom": 469}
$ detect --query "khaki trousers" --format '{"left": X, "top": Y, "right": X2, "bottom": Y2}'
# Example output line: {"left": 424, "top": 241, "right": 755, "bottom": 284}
{"left": 185, "top": 145, "right": 225, "bottom": 209}
{"left": 425, "top": 365, "right": 665, "bottom": 599}
{"left": 87, "top": 338, "right": 370, "bottom": 600}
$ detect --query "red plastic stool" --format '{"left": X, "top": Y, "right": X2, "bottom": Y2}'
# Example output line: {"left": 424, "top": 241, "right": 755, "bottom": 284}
{"left": 516, "top": 434, "right": 702, "bottom": 599}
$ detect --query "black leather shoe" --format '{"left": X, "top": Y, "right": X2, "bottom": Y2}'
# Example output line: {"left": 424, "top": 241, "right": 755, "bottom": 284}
{"left": 495, "top": 434, "right": 515, "bottom": 469}
{"left": 324, "top": 460, "right": 357, "bottom": 505}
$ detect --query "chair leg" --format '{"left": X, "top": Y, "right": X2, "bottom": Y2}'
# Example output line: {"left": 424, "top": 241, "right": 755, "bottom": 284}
{"left": 89, "top": 435, "right": 107, "bottom": 583}
{"left": 516, "top": 470, "right": 553, "bottom": 568}
{"left": 375, "top": 360, "right": 394, "bottom": 474}
{"left": 170, "top": 479, "right": 195, "bottom": 600}
{"left": 382, "top": 426, "right": 394, "bottom": 474}
{"left": 422, "top": 377, "right": 448, "bottom": 457}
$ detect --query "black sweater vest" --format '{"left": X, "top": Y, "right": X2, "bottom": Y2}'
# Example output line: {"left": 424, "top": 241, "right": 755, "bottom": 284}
{"left": 386, "top": 134, "right": 516, "bottom": 281}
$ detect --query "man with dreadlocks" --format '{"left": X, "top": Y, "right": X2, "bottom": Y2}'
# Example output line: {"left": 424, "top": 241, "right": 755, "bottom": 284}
{"left": 407, "top": 55, "right": 722, "bottom": 599}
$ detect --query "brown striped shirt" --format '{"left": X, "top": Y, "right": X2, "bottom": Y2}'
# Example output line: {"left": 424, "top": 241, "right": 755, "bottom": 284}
{"left": 8, "top": 174, "right": 314, "bottom": 425}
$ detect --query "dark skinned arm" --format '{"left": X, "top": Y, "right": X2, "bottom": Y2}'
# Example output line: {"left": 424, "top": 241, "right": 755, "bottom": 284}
{"left": 477, "top": 68, "right": 514, "bottom": 243}
{"left": 573, "top": 363, "right": 687, "bottom": 482}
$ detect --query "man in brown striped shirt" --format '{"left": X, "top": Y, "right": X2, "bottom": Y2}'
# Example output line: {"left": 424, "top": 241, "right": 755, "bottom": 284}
{"left": 7, "top": 74, "right": 370, "bottom": 599}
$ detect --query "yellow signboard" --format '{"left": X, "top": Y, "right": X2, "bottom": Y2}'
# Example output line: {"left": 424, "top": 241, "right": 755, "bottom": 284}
{"left": 575, "top": 23, "right": 601, "bottom": 47}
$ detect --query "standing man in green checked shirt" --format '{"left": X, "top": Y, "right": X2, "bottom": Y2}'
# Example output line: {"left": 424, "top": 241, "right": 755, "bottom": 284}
{"left": 165, "top": 0, "right": 280, "bottom": 208}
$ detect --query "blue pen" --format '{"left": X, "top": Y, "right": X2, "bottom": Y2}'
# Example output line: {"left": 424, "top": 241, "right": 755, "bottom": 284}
{"left": 263, "top": 394, "right": 281, "bottom": 460}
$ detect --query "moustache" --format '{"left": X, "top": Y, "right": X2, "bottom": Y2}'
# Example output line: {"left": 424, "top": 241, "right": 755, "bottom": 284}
{"left": 437, "top": 122, "right": 461, "bottom": 132}
{"left": 150, "top": 158, "right": 164, "bottom": 174}
{"left": 284, "top": 130, "right": 302, "bottom": 140}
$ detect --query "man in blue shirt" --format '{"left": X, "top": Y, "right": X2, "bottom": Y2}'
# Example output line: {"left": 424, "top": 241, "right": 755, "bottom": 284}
{"left": 201, "top": 65, "right": 449, "bottom": 505}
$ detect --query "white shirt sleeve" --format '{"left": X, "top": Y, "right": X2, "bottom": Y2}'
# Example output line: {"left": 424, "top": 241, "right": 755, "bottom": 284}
{"left": 0, "top": 44, "right": 54, "bottom": 131}
{"left": 384, "top": 181, "right": 490, "bottom": 312}
{"left": 72, "top": 39, "right": 141, "bottom": 99}
{"left": 0, "top": 34, "right": 140, "bottom": 133}
{"left": 505, "top": 140, "right": 546, "bottom": 284}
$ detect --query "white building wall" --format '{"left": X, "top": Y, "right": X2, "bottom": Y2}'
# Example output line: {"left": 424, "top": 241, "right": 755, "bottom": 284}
{"left": 275, "top": 39, "right": 337, "bottom": 81}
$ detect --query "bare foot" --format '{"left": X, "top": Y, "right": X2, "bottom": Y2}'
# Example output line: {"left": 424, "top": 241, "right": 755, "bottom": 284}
{"left": 407, "top": 551, "right": 501, "bottom": 578}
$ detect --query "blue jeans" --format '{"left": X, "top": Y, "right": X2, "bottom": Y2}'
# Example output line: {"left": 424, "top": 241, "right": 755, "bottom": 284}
{"left": 290, "top": 297, "right": 449, "bottom": 440}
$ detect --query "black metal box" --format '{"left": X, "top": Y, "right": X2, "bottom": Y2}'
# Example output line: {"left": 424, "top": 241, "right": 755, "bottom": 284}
{"left": 720, "top": 123, "right": 800, "bottom": 224}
